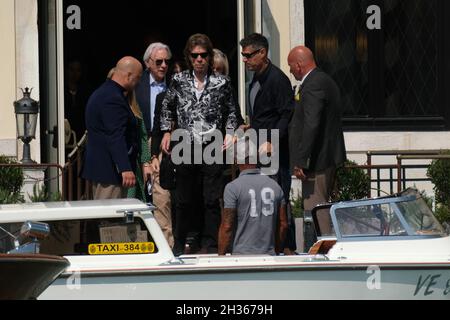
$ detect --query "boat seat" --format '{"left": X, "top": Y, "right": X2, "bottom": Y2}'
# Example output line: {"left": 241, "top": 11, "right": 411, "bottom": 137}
{"left": 308, "top": 239, "right": 337, "bottom": 255}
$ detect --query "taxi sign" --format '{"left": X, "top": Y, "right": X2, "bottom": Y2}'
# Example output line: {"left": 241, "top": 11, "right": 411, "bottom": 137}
{"left": 88, "top": 242, "right": 155, "bottom": 255}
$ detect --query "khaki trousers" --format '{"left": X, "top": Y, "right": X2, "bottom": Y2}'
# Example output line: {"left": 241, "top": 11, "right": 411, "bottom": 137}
{"left": 149, "top": 139, "right": 174, "bottom": 248}
{"left": 302, "top": 167, "right": 336, "bottom": 235}
{"left": 92, "top": 183, "right": 126, "bottom": 200}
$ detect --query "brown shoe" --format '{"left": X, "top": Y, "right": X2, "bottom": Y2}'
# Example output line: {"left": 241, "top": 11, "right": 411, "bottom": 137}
{"left": 283, "top": 248, "right": 296, "bottom": 256}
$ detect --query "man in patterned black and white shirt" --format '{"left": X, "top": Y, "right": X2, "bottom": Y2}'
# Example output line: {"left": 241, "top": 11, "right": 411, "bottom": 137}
{"left": 160, "top": 34, "right": 241, "bottom": 256}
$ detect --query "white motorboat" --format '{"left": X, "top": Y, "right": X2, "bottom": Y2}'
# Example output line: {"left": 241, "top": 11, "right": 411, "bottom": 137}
{"left": 0, "top": 189, "right": 449, "bottom": 300}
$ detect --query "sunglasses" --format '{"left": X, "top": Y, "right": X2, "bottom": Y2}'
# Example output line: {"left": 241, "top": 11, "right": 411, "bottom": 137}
{"left": 241, "top": 48, "right": 263, "bottom": 59}
{"left": 190, "top": 52, "right": 209, "bottom": 59}
{"left": 150, "top": 58, "right": 171, "bottom": 67}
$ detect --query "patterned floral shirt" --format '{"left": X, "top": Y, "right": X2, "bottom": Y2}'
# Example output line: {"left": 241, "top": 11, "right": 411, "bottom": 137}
{"left": 160, "top": 70, "right": 239, "bottom": 144}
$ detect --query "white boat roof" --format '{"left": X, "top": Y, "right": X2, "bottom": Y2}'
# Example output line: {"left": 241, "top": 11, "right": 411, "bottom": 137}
{"left": 0, "top": 199, "right": 153, "bottom": 223}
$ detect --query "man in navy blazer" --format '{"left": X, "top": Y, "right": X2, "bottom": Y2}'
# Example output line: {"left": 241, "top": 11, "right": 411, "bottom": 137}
{"left": 82, "top": 56, "right": 143, "bottom": 199}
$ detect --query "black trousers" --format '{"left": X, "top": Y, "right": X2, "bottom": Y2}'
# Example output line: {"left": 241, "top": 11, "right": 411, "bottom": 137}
{"left": 174, "top": 163, "right": 224, "bottom": 253}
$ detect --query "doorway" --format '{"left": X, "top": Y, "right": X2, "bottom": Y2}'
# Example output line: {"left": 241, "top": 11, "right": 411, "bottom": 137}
{"left": 61, "top": 0, "right": 239, "bottom": 154}
{"left": 39, "top": 0, "right": 240, "bottom": 196}
{"left": 63, "top": 1, "right": 239, "bottom": 89}
{"left": 62, "top": 0, "right": 238, "bottom": 149}
{"left": 39, "top": 0, "right": 239, "bottom": 159}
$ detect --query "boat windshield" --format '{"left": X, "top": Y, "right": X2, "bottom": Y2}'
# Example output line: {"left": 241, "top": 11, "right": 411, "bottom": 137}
{"left": 335, "top": 203, "right": 405, "bottom": 238}
{"left": 333, "top": 192, "right": 446, "bottom": 238}
{"left": 396, "top": 196, "right": 445, "bottom": 236}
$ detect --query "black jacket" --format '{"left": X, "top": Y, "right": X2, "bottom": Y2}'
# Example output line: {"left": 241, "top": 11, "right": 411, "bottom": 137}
{"left": 135, "top": 69, "right": 168, "bottom": 138}
{"left": 248, "top": 62, "right": 295, "bottom": 165}
{"left": 288, "top": 68, "right": 346, "bottom": 172}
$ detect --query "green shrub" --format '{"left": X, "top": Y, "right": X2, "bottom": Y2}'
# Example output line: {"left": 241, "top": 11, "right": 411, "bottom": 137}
{"left": 434, "top": 205, "right": 450, "bottom": 225}
{"left": 426, "top": 150, "right": 450, "bottom": 225}
{"left": 427, "top": 150, "right": 450, "bottom": 207}
{"left": 0, "top": 188, "right": 24, "bottom": 204}
{"left": 0, "top": 156, "right": 24, "bottom": 204}
{"left": 290, "top": 191, "right": 303, "bottom": 218}
{"left": 331, "top": 160, "right": 371, "bottom": 202}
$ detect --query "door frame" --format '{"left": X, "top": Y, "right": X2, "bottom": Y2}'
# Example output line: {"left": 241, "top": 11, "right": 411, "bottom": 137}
{"left": 237, "top": 0, "right": 247, "bottom": 118}
{"left": 56, "top": 0, "right": 65, "bottom": 171}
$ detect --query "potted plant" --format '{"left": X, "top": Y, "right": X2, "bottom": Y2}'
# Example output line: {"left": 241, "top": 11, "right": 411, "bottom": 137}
{"left": 0, "top": 156, "right": 24, "bottom": 204}
{"left": 290, "top": 191, "right": 304, "bottom": 253}
{"left": 427, "top": 151, "right": 450, "bottom": 229}
{"left": 331, "top": 160, "right": 371, "bottom": 202}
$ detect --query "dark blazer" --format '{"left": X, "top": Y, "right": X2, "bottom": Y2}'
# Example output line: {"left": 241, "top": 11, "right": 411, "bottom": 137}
{"left": 249, "top": 62, "right": 295, "bottom": 166}
{"left": 249, "top": 62, "right": 295, "bottom": 139}
{"left": 288, "top": 68, "right": 346, "bottom": 173}
{"left": 135, "top": 69, "right": 168, "bottom": 137}
{"left": 82, "top": 79, "right": 138, "bottom": 185}
{"left": 150, "top": 91, "right": 167, "bottom": 156}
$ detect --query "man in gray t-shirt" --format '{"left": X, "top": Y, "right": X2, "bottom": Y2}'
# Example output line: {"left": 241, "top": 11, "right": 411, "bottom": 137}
{"left": 219, "top": 164, "right": 288, "bottom": 255}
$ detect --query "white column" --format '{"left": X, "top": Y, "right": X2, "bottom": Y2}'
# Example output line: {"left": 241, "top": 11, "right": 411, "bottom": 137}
{"left": 56, "top": 0, "right": 66, "bottom": 169}
{"left": 237, "top": 0, "right": 246, "bottom": 120}
{"left": 261, "top": 0, "right": 292, "bottom": 76}
{"left": 253, "top": 0, "right": 262, "bottom": 33}
{"left": 15, "top": 0, "right": 41, "bottom": 163}
{"left": 0, "top": 0, "right": 17, "bottom": 157}
{"left": 22, "top": 169, "right": 46, "bottom": 203}
{"left": 290, "top": 0, "right": 305, "bottom": 48}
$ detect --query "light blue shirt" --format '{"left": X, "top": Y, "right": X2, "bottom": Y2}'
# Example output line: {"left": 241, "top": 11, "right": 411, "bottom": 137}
{"left": 149, "top": 73, "right": 167, "bottom": 130}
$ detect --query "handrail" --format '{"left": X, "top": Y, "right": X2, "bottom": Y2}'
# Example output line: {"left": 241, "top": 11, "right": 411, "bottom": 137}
{"left": 396, "top": 154, "right": 450, "bottom": 194}
{"left": 365, "top": 150, "right": 450, "bottom": 194}
{"left": 397, "top": 155, "right": 450, "bottom": 160}
{"left": 64, "top": 132, "right": 90, "bottom": 201}
{"left": 367, "top": 150, "right": 446, "bottom": 156}
{"left": 342, "top": 164, "right": 400, "bottom": 197}
{"left": 67, "top": 131, "right": 87, "bottom": 160}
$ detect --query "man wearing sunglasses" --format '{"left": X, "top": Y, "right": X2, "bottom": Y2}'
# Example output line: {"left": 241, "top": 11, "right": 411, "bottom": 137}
{"left": 135, "top": 42, "right": 174, "bottom": 248}
{"left": 137, "top": 42, "right": 172, "bottom": 139}
{"left": 160, "top": 34, "right": 240, "bottom": 256}
{"left": 240, "top": 33, "right": 297, "bottom": 255}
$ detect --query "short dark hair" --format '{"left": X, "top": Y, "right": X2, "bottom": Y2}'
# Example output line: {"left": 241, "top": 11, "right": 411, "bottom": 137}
{"left": 240, "top": 33, "right": 269, "bottom": 51}
{"left": 184, "top": 33, "right": 214, "bottom": 71}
